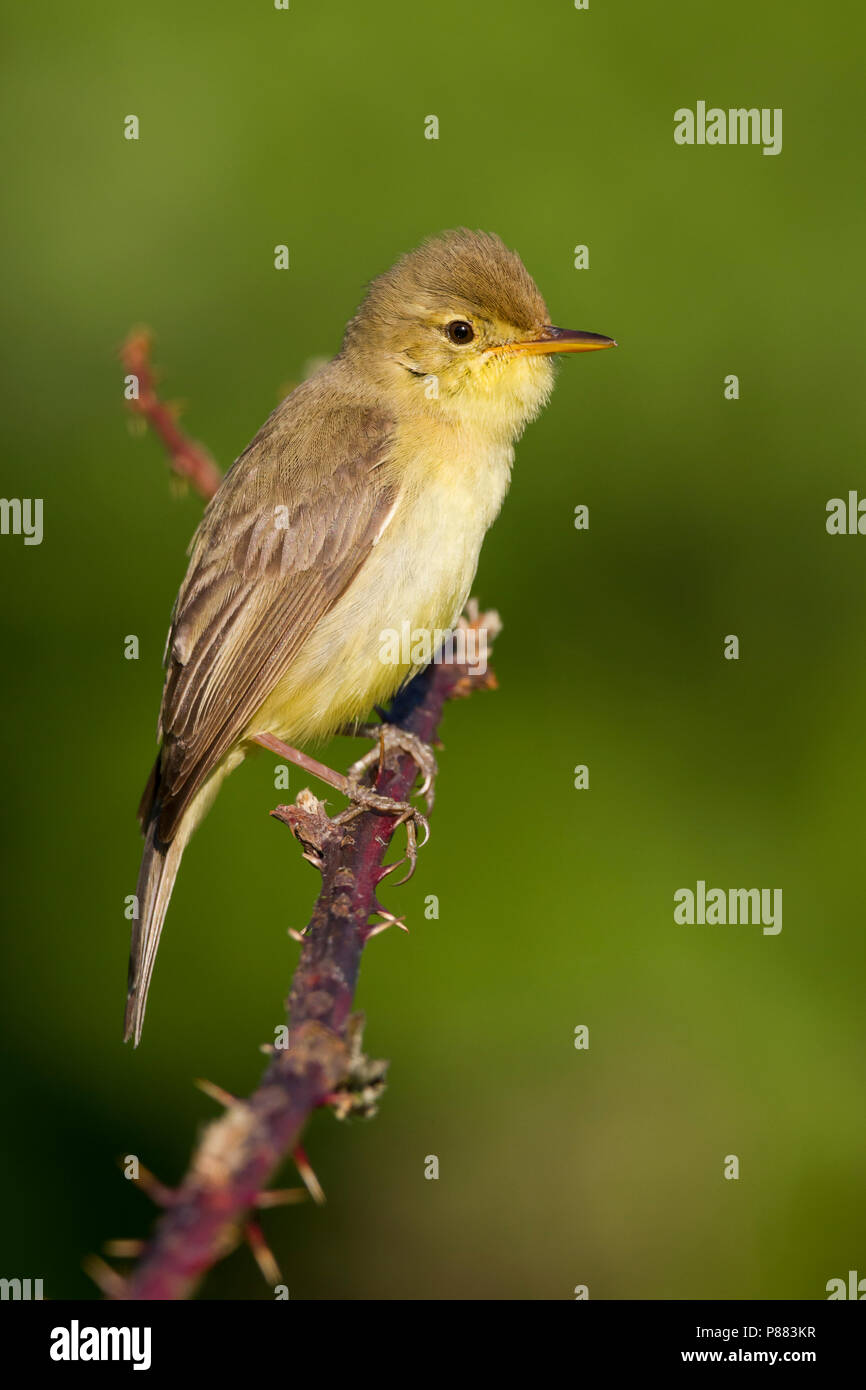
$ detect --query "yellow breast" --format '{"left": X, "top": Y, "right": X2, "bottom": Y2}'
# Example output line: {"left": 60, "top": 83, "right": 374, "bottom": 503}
{"left": 251, "top": 421, "right": 513, "bottom": 744}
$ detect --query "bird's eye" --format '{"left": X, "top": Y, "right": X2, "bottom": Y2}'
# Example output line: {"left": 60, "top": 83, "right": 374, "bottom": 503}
{"left": 446, "top": 320, "right": 475, "bottom": 345}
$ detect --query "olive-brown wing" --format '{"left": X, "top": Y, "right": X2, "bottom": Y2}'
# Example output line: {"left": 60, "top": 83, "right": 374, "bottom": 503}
{"left": 149, "top": 398, "right": 397, "bottom": 843}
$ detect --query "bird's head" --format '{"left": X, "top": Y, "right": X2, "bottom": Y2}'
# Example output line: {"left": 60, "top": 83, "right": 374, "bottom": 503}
{"left": 341, "top": 229, "right": 615, "bottom": 437}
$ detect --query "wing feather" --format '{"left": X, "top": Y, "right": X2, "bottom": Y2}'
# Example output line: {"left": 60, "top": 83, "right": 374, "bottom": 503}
{"left": 150, "top": 384, "right": 397, "bottom": 842}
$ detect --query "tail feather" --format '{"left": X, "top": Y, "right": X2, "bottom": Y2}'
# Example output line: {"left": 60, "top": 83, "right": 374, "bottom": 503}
{"left": 137, "top": 754, "right": 160, "bottom": 831}
{"left": 124, "top": 816, "right": 186, "bottom": 1046}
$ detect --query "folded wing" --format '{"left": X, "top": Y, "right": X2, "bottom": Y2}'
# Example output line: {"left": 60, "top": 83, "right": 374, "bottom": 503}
{"left": 148, "top": 385, "right": 398, "bottom": 842}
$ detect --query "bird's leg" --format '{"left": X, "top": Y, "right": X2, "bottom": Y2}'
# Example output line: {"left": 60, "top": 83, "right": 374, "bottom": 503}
{"left": 252, "top": 732, "right": 351, "bottom": 796}
{"left": 252, "top": 730, "right": 431, "bottom": 879}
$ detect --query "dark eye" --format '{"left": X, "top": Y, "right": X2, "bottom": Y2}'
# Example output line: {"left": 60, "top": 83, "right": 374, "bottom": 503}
{"left": 446, "top": 319, "right": 475, "bottom": 345}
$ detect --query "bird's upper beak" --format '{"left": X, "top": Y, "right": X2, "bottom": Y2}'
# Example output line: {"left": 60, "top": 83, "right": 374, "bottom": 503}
{"left": 501, "top": 325, "right": 617, "bottom": 356}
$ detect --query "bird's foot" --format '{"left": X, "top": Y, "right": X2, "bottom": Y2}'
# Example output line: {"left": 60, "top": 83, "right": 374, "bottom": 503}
{"left": 254, "top": 726, "right": 434, "bottom": 882}
{"left": 335, "top": 791, "right": 428, "bottom": 884}
{"left": 334, "top": 726, "right": 437, "bottom": 883}
{"left": 347, "top": 724, "right": 438, "bottom": 811}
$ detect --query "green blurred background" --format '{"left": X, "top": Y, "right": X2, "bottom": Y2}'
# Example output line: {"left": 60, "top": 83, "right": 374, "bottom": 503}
{"left": 1, "top": 0, "right": 864, "bottom": 1300}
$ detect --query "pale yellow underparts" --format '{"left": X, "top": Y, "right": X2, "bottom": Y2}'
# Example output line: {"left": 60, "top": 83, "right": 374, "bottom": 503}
{"left": 184, "top": 351, "right": 554, "bottom": 836}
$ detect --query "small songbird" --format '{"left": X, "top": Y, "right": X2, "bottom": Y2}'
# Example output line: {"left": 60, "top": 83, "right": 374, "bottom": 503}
{"left": 125, "top": 229, "right": 615, "bottom": 1044}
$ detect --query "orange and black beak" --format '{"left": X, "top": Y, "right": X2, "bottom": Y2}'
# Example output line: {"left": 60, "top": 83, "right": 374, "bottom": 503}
{"left": 501, "top": 325, "right": 617, "bottom": 356}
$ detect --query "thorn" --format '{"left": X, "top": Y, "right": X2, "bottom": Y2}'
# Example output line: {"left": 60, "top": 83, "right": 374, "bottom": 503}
{"left": 374, "top": 857, "right": 413, "bottom": 884}
{"left": 103, "top": 1238, "right": 145, "bottom": 1259}
{"left": 292, "top": 1145, "right": 326, "bottom": 1206}
{"left": 194, "top": 1077, "right": 237, "bottom": 1108}
{"left": 124, "top": 1161, "right": 174, "bottom": 1208}
{"left": 259, "top": 1043, "right": 275, "bottom": 1055}
{"left": 287, "top": 928, "right": 306, "bottom": 943}
{"left": 244, "top": 1220, "right": 282, "bottom": 1286}
{"left": 367, "top": 907, "right": 409, "bottom": 937}
{"left": 83, "top": 1254, "right": 127, "bottom": 1298}
{"left": 255, "top": 1188, "right": 307, "bottom": 1209}
{"left": 372, "top": 901, "right": 406, "bottom": 923}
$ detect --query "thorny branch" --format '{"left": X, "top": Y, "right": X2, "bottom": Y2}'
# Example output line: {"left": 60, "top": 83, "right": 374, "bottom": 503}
{"left": 102, "top": 334, "right": 500, "bottom": 1300}
{"left": 120, "top": 331, "right": 222, "bottom": 501}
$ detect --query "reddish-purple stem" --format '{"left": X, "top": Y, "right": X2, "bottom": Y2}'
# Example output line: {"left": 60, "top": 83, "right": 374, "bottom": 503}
{"left": 116, "top": 652, "right": 495, "bottom": 1300}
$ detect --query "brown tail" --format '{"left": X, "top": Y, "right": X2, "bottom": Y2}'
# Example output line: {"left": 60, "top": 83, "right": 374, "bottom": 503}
{"left": 124, "top": 762, "right": 186, "bottom": 1046}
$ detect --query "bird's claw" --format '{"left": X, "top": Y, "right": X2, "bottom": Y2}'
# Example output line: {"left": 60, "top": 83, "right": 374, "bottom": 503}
{"left": 348, "top": 724, "right": 438, "bottom": 812}
{"left": 336, "top": 781, "right": 429, "bottom": 884}
{"left": 334, "top": 724, "right": 436, "bottom": 883}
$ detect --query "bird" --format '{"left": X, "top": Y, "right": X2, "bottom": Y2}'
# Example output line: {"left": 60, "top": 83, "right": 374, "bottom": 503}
{"left": 125, "top": 228, "right": 615, "bottom": 1045}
